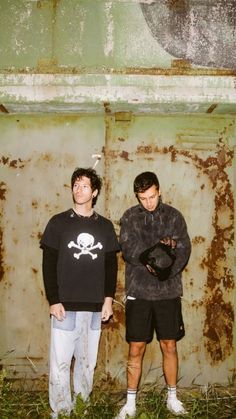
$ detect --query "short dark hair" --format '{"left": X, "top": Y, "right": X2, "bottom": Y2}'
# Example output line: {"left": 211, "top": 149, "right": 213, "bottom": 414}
{"left": 71, "top": 167, "right": 102, "bottom": 207}
{"left": 133, "top": 171, "right": 160, "bottom": 194}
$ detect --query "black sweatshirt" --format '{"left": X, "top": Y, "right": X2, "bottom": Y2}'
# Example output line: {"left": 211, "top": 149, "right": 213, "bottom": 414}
{"left": 120, "top": 201, "right": 191, "bottom": 300}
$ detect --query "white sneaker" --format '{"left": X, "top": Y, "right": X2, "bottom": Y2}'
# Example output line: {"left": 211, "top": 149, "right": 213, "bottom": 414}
{"left": 167, "top": 398, "right": 188, "bottom": 415}
{"left": 115, "top": 403, "right": 136, "bottom": 418}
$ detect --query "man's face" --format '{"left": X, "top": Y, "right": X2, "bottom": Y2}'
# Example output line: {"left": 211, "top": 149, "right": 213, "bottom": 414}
{"left": 137, "top": 185, "right": 161, "bottom": 212}
{"left": 72, "top": 176, "right": 96, "bottom": 206}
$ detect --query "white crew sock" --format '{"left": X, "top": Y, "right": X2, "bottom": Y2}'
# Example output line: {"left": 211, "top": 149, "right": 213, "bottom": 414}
{"left": 167, "top": 385, "right": 177, "bottom": 400}
{"left": 126, "top": 388, "right": 137, "bottom": 408}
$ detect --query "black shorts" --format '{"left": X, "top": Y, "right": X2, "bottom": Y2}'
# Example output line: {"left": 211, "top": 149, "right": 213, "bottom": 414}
{"left": 125, "top": 297, "right": 185, "bottom": 343}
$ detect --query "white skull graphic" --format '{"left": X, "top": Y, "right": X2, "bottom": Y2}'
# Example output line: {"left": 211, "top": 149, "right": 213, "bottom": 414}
{"left": 68, "top": 233, "right": 103, "bottom": 260}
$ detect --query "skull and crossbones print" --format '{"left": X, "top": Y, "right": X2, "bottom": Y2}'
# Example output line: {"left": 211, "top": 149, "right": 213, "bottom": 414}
{"left": 68, "top": 233, "right": 103, "bottom": 260}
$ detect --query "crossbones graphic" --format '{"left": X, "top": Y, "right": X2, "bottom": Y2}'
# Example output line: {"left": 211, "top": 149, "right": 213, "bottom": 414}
{"left": 68, "top": 233, "right": 103, "bottom": 260}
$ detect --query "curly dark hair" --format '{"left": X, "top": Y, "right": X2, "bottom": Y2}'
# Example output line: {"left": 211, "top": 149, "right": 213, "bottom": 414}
{"left": 133, "top": 171, "right": 160, "bottom": 194}
{"left": 71, "top": 167, "right": 102, "bottom": 207}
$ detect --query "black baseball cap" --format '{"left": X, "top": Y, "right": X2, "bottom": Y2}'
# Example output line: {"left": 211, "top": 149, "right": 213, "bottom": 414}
{"left": 139, "top": 242, "right": 176, "bottom": 280}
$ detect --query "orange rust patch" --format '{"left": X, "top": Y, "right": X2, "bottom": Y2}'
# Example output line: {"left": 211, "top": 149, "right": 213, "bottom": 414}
{"left": 203, "top": 288, "right": 234, "bottom": 364}
{"left": 104, "top": 102, "right": 111, "bottom": 114}
{"left": 1, "top": 156, "right": 25, "bottom": 169}
{"left": 32, "top": 200, "right": 38, "bottom": 209}
{"left": 192, "top": 236, "right": 205, "bottom": 245}
{"left": 0, "top": 182, "right": 7, "bottom": 201}
{"left": 119, "top": 151, "right": 133, "bottom": 161}
{"left": 0, "top": 229, "right": 4, "bottom": 281}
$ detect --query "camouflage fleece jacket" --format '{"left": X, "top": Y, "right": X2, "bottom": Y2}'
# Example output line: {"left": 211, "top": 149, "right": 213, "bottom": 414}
{"left": 119, "top": 201, "right": 191, "bottom": 300}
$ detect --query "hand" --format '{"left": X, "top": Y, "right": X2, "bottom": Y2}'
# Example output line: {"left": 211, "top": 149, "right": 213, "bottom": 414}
{"left": 146, "top": 264, "right": 157, "bottom": 275}
{"left": 50, "top": 303, "right": 65, "bottom": 321}
{"left": 101, "top": 297, "right": 113, "bottom": 322}
{"left": 160, "top": 237, "right": 176, "bottom": 249}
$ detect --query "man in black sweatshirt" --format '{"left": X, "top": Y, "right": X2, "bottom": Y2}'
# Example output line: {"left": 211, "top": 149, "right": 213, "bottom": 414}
{"left": 116, "top": 171, "right": 191, "bottom": 418}
{"left": 41, "top": 167, "right": 119, "bottom": 418}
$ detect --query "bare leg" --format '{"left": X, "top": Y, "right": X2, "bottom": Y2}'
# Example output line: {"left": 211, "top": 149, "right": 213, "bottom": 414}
{"left": 160, "top": 339, "right": 187, "bottom": 415}
{"left": 159, "top": 339, "right": 178, "bottom": 385}
{"left": 127, "top": 341, "right": 146, "bottom": 388}
{"left": 116, "top": 342, "right": 146, "bottom": 419}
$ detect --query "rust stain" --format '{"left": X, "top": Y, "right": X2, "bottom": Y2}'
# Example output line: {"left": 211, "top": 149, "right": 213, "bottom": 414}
{"left": 31, "top": 268, "right": 38, "bottom": 274}
{"left": 119, "top": 151, "right": 133, "bottom": 162}
{"left": 104, "top": 102, "right": 111, "bottom": 114}
{"left": 37, "top": 231, "right": 42, "bottom": 240}
{"left": 206, "top": 103, "right": 218, "bottom": 114}
{"left": 0, "top": 182, "right": 7, "bottom": 201}
{"left": 169, "top": 145, "right": 178, "bottom": 162}
{"left": 115, "top": 112, "right": 132, "bottom": 122}
{"left": 0, "top": 229, "right": 4, "bottom": 282}
{"left": 0, "top": 104, "right": 9, "bottom": 114}
{"left": 171, "top": 58, "right": 191, "bottom": 69}
{"left": 192, "top": 236, "right": 205, "bottom": 245}
{"left": 203, "top": 288, "right": 234, "bottom": 363}
{"left": 107, "top": 305, "right": 125, "bottom": 331}
{"left": 32, "top": 200, "right": 38, "bottom": 209}
{"left": 136, "top": 145, "right": 153, "bottom": 154}
{"left": 191, "top": 299, "right": 204, "bottom": 309}
{"left": 3, "top": 65, "right": 236, "bottom": 76}
{"left": 41, "top": 153, "right": 53, "bottom": 162}
{"left": 0, "top": 156, "right": 25, "bottom": 169}
{"left": 9, "top": 160, "right": 18, "bottom": 168}
{"left": 187, "top": 142, "right": 234, "bottom": 362}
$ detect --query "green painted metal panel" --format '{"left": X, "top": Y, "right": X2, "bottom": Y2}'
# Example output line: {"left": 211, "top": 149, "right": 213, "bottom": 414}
{"left": 0, "top": 0, "right": 53, "bottom": 69}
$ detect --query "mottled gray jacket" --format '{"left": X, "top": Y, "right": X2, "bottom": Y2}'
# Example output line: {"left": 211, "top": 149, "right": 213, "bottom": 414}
{"left": 120, "top": 201, "right": 191, "bottom": 300}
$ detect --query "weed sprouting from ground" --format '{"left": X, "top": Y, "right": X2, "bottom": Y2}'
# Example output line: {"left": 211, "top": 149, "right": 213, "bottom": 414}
{"left": 0, "top": 372, "right": 236, "bottom": 418}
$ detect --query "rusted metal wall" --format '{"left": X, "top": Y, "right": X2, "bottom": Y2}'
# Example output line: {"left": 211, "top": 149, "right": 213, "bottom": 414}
{"left": 0, "top": 113, "right": 235, "bottom": 388}
{"left": 102, "top": 114, "right": 236, "bottom": 388}
{"left": 0, "top": 115, "right": 105, "bottom": 387}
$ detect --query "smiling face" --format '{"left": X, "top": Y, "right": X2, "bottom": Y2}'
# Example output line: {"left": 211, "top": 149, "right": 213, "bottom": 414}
{"left": 137, "top": 184, "right": 161, "bottom": 212}
{"left": 72, "top": 176, "right": 97, "bottom": 208}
